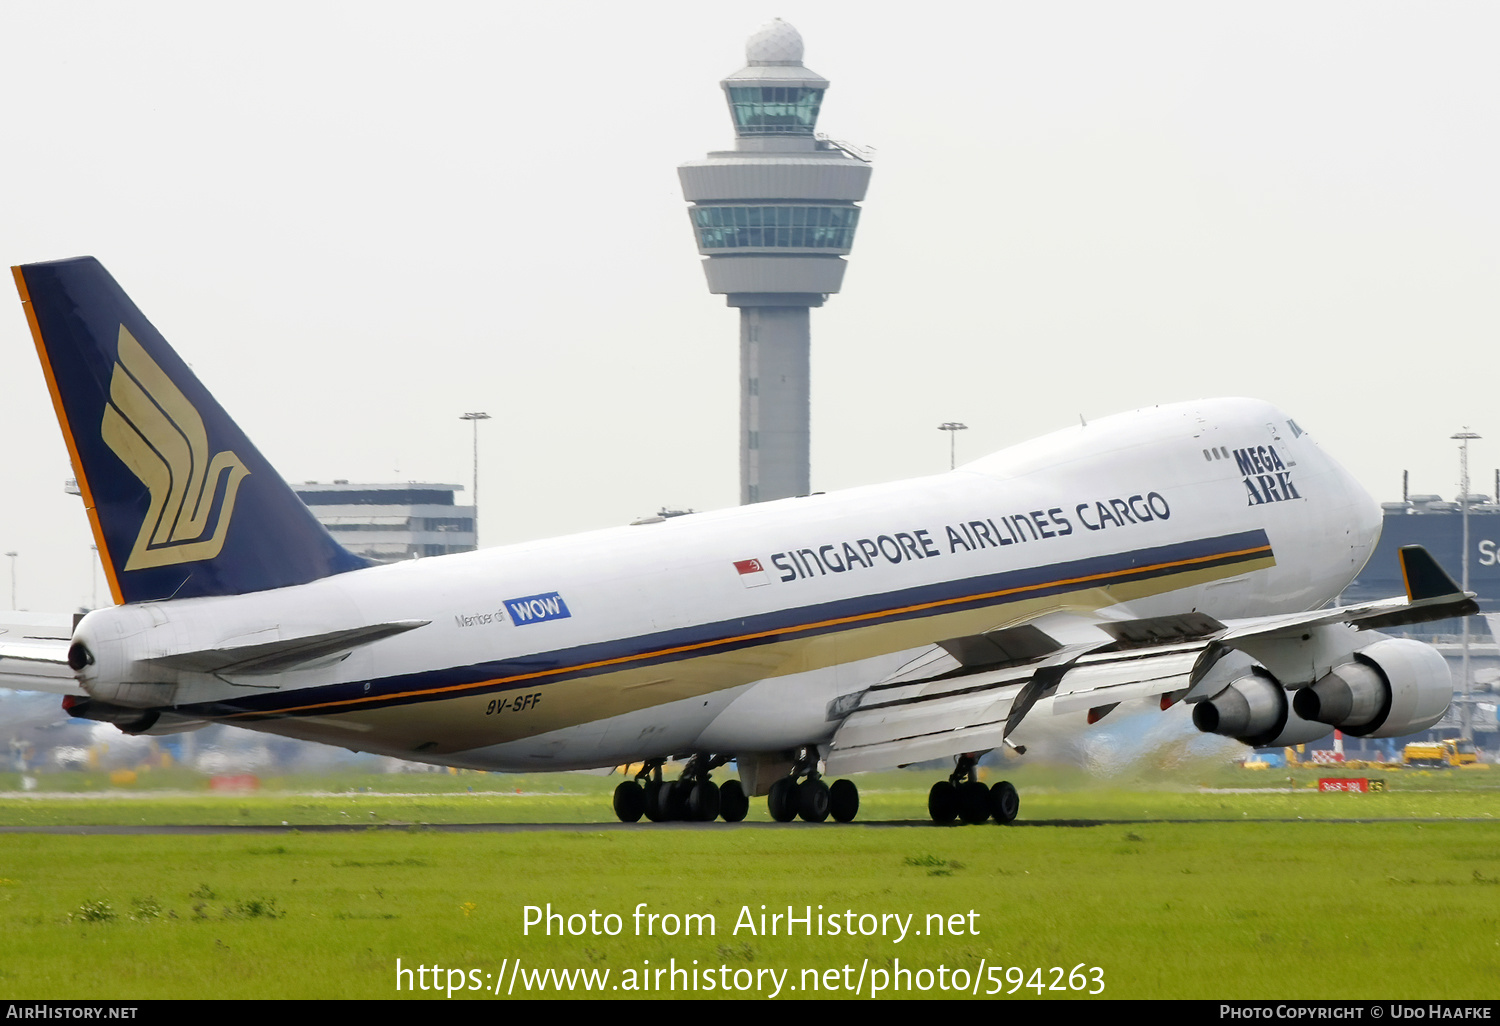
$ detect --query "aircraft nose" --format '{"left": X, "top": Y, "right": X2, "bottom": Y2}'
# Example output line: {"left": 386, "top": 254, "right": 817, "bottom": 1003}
{"left": 1351, "top": 470, "right": 1381, "bottom": 554}
{"left": 1332, "top": 453, "right": 1382, "bottom": 577}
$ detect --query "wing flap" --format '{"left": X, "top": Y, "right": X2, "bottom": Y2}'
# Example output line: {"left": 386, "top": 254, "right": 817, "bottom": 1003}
{"left": 826, "top": 657, "right": 1043, "bottom": 775}
{"left": 1047, "top": 645, "right": 1205, "bottom": 714}
{"left": 835, "top": 676, "right": 1027, "bottom": 746}
{"left": 827, "top": 720, "right": 1017, "bottom": 776}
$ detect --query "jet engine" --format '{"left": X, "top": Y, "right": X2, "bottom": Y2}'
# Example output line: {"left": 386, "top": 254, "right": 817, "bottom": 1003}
{"left": 1292, "top": 638, "right": 1451, "bottom": 738}
{"left": 1191, "top": 667, "right": 1332, "bottom": 747}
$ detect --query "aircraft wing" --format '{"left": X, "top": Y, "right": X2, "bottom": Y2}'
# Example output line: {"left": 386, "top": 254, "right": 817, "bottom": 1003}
{"left": 825, "top": 546, "right": 1475, "bottom": 775}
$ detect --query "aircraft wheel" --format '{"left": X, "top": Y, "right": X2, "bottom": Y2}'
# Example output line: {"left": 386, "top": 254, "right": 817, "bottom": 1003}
{"left": 767, "top": 777, "right": 800, "bottom": 822}
{"left": 928, "top": 781, "right": 958, "bottom": 824}
{"left": 667, "top": 780, "right": 693, "bottom": 820}
{"left": 719, "top": 779, "right": 749, "bottom": 823}
{"left": 612, "top": 780, "right": 645, "bottom": 823}
{"left": 989, "top": 780, "right": 1020, "bottom": 824}
{"left": 686, "top": 780, "right": 720, "bottom": 822}
{"left": 829, "top": 778, "right": 859, "bottom": 823}
{"left": 643, "top": 780, "right": 667, "bottom": 822}
{"left": 798, "top": 778, "right": 831, "bottom": 823}
{"left": 958, "top": 781, "right": 991, "bottom": 824}
{"left": 657, "top": 780, "right": 680, "bottom": 821}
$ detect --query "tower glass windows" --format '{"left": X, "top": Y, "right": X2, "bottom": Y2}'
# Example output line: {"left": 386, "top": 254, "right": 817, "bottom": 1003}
{"left": 726, "top": 87, "right": 824, "bottom": 135}
{"left": 692, "top": 205, "right": 859, "bottom": 251}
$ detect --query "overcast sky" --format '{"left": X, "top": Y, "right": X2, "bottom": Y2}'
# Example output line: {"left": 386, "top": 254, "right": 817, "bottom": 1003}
{"left": 1, "top": 2, "right": 1496, "bottom": 612}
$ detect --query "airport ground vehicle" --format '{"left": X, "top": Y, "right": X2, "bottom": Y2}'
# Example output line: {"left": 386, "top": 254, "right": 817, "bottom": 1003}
{"left": 1402, "top": 738, "right": 1479, "bottom": 768}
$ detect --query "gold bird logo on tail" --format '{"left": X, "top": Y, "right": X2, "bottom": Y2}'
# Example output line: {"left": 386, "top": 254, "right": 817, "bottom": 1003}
{"left": 100, "top": 325, "right": 250, "bottom": 570}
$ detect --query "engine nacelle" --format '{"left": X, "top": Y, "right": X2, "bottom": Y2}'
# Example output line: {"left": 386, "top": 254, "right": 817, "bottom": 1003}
{"left": 1191, "top": 668, "right": 1332, "bottom": 747}
{"left": 1293, "top": 638, "right": 1451, "bottom": 738}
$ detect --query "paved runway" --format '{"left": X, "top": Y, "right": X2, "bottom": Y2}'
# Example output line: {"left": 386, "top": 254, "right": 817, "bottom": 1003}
{"left": 0, "top": 816, "right": 1482, "bottom": 834}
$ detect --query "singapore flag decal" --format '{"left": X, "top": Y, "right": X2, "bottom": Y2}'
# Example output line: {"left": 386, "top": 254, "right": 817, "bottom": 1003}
{"left": 733, "top": 558, "right": 770, "bottom": 588}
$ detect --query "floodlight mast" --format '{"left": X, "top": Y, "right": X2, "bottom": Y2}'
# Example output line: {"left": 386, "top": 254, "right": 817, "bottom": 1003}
{"left": 460, "top": 412, "right": 491, "bottom": 547}
{"left": 938, "top": 422, "right": 969, "bottom": 470}
{"left": 1452, "top": 429, "right": 1481, "bottom": 738}
{"left": 679, "top": 20, "right": 872, "bottom": 504}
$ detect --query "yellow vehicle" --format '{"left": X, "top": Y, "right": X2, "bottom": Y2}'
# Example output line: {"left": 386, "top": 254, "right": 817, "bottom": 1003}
{"left": 1402, "top": 739, "right": 1479, "bottom": 768}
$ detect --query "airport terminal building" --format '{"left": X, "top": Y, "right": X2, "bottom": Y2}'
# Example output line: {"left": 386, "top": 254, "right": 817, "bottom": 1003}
{"left": 293, "top": 482, "right": 476, "bottom": 563}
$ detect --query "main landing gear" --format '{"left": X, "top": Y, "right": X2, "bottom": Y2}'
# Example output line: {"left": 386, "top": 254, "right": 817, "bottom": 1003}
{"left": 612, "top": 756, "right": 750, "bottom": 824}
{"left": 927, "top": 753, "right": 1019, "bottom": 825}
{"left": 611, "top": 752, "right": 863, "bottom": 824}
{"left": 766, "top": 750, "right": 860, "bottom": 824}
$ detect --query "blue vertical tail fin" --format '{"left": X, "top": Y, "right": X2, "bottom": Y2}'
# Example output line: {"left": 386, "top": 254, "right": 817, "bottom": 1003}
{"left": 14, "top": 256, "right": 371, "bottom": 603}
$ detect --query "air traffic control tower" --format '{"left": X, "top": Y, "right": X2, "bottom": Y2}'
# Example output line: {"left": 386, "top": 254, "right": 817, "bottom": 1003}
{"left": 679, "top": 20, "right": 871, "bottom": 504}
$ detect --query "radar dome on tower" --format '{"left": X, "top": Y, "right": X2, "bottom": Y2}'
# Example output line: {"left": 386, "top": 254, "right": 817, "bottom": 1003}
{"left": 746, "top": 19, "right": 805, "bottom": 64}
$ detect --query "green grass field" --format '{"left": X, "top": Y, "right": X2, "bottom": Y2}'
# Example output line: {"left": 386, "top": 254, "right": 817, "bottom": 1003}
{"left": 0, "top": 765, "right": 1495, "bottom": 1000}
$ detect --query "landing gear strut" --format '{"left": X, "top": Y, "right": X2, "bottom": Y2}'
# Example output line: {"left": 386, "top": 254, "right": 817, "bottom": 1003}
{"left": 928, "top": 753, "right": 1019, "bottom": 825}
{"left": 766, "top": 749, "right": 860, "bottom": 824}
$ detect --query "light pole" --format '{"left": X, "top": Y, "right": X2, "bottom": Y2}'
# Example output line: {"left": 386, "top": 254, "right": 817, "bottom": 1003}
{"left": 460, "top": 412, "right": 491, "bottom": 548}
{"left": 4, "top": 552, "right": 15, "bottom": 610}
{"left": 937, "top": 422, "right": 968, "bottom": 470}
{"left": 1452, "top": 429, "right": 1481, "bottom": 739}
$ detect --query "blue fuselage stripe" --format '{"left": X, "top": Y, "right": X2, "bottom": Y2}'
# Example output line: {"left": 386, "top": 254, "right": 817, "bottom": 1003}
{"left": 183, "top": 529, "right": 1273, "bottom": 721}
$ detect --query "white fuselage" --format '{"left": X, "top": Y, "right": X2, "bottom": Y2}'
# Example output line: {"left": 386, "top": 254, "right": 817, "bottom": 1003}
{"left": 71, "top": 398, "right": 1380, "bottom": 771}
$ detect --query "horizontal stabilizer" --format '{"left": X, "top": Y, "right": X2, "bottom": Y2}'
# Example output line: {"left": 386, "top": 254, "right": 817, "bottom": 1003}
{"left": 146, "top": 620, "right": 429, "bottom": 676}
{"left": 0, "top": 637, "right": 83, "bottom": 696}
{"left": 0, "top": 613, "right": 79, "bottom": 640}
